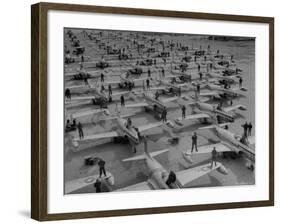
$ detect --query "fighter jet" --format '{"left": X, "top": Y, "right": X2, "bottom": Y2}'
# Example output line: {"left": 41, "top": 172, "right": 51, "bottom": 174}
{"left": 72, "top": 106, "right": 173, "bottom": 153}
{"left": 175, "top": 91, "right": 247, "bottom": 125}
{"left": 65, "top": 82, "right": 133, "bottom": 107}
{"left": 183, "top": 122, "right": 255, "bottom": 171}
{"left": 125, "top": 91, "right": 180, "bottom": 114}
{"left": 200, "top": 83, "right": 248, "bottom": 99}
{"left": 150, "top": 76, "right": 192, "bottom": 96}
{"left": 117, "top": 138, "right": 227, "bottom": 191}
{"left": 102, "top": 72, "right": 148, "bottom": 89}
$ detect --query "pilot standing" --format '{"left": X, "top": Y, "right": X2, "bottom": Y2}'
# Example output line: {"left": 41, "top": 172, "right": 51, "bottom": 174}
{"left": 77, "top": 122, "right": 84, "bottom": 139}
{"left": 161, "top": 107, "right": 167, "bottom": 122}
{"left": 65, "top": 88, "right": 71, "bottom": 99}
{"left": 120, "top": 95, "right": 125, "bottom": 107}
{"left": 108, "top": 84, "right": 112, "bottom": 96}
{"left": 98, "top": 159, "right": 107, "bottom": 178}
{"left": 161, "top": 68, "right": 165, "bottom": 77}
{"left": 181, "top": 105, "right": 186, "bottom": 119}
{"left": 241, "top": 122, "right": 248, "bottom": 137}
{"left": 196, "top": 84, "right": 201, "bottom": 94}
{"left": 199, "top": 72, "right": 203, "bottom": 81}
{"left": 239, "top": 77, "right": 243, "bottom": 88}
{"left": 148, "top": 68, "right": 151, "bottom": 77}
{"left": 100, "top": 73, "right": 104, "bottom": 82}
{"left": 211, "top": 147, "right": 218, "bottom": 168}
{"left": 146, "top": 78, "right": 150, "bottom": 88}
{"left": 191, "top": 132, "right": 198, "bottom": 153}
{"left": 248, "top": 122, "right": 253, "bottom": 136}
{"left": 155, "top": 91, "right": 160, "bottom": 100}
{"left": 94, "top": 178, "right": 102, "bottom": 193}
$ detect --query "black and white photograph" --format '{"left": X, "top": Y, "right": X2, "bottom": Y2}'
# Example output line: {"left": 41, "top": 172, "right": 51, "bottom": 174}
{"left": 64, "top": 28, "right": 255, "bottom": 194}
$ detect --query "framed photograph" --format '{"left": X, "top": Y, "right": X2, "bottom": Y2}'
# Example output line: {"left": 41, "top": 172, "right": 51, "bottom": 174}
{"left": 31, "top": 2, "right": 274, "bottom": 221}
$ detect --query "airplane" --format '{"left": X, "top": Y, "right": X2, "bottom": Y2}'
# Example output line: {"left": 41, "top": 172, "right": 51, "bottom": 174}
{"left": 65, "top": 171, "right": 114, "bottom": 194}
{"left": 102, "top": 72, "right": 148, "bottom": 89}
{"left": 200, "top": 83, "right": 248, "bottom": 99}
{"left": 182, "top": 122, "right": 255, "bottom": 171}
{"left": 66, "top": 108, "right": 110, "bottom": 122}
{"left": 174, "top": 91, "right": 247, "bottom": 125}
{"left": 65, "top": 68, "right": 107, "bottom": 80}
{"left": 116, "top": 138, "right": 227, "bottom": 191}
{"left": 205, "top": 71, "right": 239, "bottom": 84}
{"left": 72, "top": 105, "right": 173, "bottom": 152}
{"left": 65, "top": 82, "right": 133, "bottom": 106}
{"left": 125, "top": 91, "right": 180, "bottom": 115}
{"left": 150, "top": 75, "right": 193, "bottom": 96}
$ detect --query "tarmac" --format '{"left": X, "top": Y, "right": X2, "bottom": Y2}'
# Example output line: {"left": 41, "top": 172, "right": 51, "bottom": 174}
{"left": 64, "top": 29, "right": 255, "bottom": 194}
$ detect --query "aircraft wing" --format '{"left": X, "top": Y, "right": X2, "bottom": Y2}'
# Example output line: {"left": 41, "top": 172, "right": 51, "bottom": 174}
{"left": 71, "top": 109, "right": 108, "bottom": 119}
{"left": 104, "top": 80, "right": 121, "bottom": 85}
{"left": 133, "top": 77, "right": 148, "bottom": 82}
{"left": 176, "top": 162, "right": 223, "bottom": 187}
{"left": 69, "top": 95, "right": 95, "bottom": 101}
{"left": 137, "top": 121, "right": 163, "bottom": 133}
{"left": 74, "top": 131, "right": 119, "bottom": 142}
{"left": 175, "top": 113, "right": 210, "bottom": 123}
{"left": 150, "top": 86, "right": 167, "bottom": 91}
{"left": 125, "top": 102, "right": 149, "bottom": 108}
{"left": 116, "top": 181, "right": 153, "bottom": 191}
{"left": 112, "top": 90, "right": 130, "bottom": 97}
{"left": 65, "top": 173, "right": 113, "bottom": 194}
{"left": 199, "top": 91, "right": 220, "bottom": 98}
{"left": 123, "top": 149, "right": 169, "bottom": 162}
{"left": 223, "top": 104, "right": 247, "bottom": 112}
{"left": 187, "top": 142, "right": 231, "bottom": 154}
{"left": 65, "top": 72, "right": 78, "bottom": 76}
{"left": 66, "top": 84, "right": 89, "bottom": 90}
{"left": 161, "top": 96, "right": 179, "bottom": 104}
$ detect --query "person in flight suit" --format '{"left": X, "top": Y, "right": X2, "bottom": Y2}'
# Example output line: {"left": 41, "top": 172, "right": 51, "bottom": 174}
{"left": 191, "top": 132, "right": 198, "bottom": 153}
{"left": 94, "top": 178, "right": 102, "bottom": 193}
{"left": 181, "top": 105, "right": 186, "bottom": 119}
{"left": 211, "top": 147, "right": 218, "bottom": 168}
{"left": 98, "top": 159, "right": 107, "bottom": 178}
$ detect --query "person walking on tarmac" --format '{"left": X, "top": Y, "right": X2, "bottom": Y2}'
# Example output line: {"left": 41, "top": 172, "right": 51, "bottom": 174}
{"left": 196, "top": 84, "right": 201, "bottom": 94}
{"left": 181, "top": 105, "right": 186, "bottom": 119}
{"left": 248, "top": 122, "right": 253, "bottom": 136}
{"left": 98, "top": 159, "right": 107, "bottom": 178}
{"left": 155, "top": 91, "right": 160, "bottom": 100}
{"left": 241, "top": 122, "right": 248, "bottom": 137}
{"left": 120, "top": 95, "right": 125, "bottom": 107}
{"left": 77, "top": 122, "right": 84, "bottom": 139}
{"left": 191, "top": 132, "right": 198, "bottom": 153}
{"left": 239, "top": 77, "right": 243, "bottom": 88}
{"left": 146, "top": 78, "right": 150, "bottom": 89}
{"left": 108, "top": 84, "right": 112, "bottom": 96}
{"left": 65, "top": 88, "right": 71, "bottom": 99}
{"left": 100, "top": 73, "right": 105, "bottom": 82}
{"left": 161, "top": 107, "right": 167, "bottom": 123}
{"left": 94, "top": 178, "right": 102, "bottom": 193}
{"left": 161, "top": 67, "right": 165, "bottom": 78}
{"left": 148, "top": 68, "right": 151, "bottom": 77}
{"left": 211, "top": 147, "right": 217, "bottom": 168}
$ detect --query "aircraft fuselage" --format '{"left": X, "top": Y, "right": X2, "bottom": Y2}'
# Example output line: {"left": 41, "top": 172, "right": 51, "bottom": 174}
{"left": 215, "top": 126, "right": 255, "bottom": 161}
{"left": 143, "top": 93, "right": 165, "bottom": 110}
{"left": 116, "top": 118, "right": 140, "bottom": 145}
